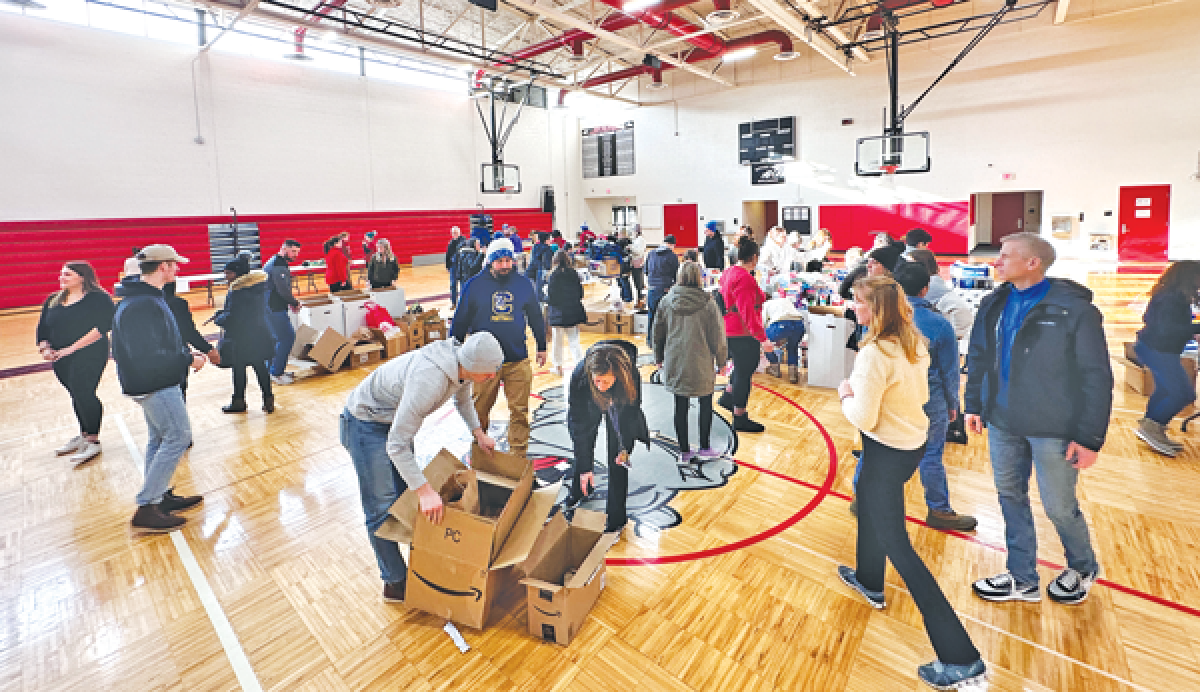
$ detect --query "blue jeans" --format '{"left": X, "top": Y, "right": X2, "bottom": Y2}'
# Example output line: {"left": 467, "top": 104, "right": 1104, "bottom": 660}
{"left": 339, "top": 410, "right": 409, "bottom": 584}
{"left": 266, "top": 309, "right": 295, "bottom": 377}
{"left": 987, "top": 423, "right": 1099, "bottom": 586}
{"left": 135, "top": 386, "right": 192, "bottom": 506}
{"left": 851, "top": 405, "right": 953, "bottom": 513}
{"left": 1135, "top": 340, "right": 1195, "bottom": 425}
{"left": 765, "top": 320, "right": 806, "bottom": 366}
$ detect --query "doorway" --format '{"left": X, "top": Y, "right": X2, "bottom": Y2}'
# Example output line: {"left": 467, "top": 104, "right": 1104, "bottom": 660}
{"left": 1118, "top": 184, "right": 1170, "bottom": 262}
{"left": 970, "top": 190, "right": 1043, "bottom": 253}
{"left": 663, "top": 204, "right": 699, "bottom": 248}
{"left": 741, "top": 200, "right": 779, "bottom": 243}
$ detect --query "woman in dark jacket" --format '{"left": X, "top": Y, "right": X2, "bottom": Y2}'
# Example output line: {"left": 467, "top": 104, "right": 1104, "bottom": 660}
{"left": 36, "top": 261, "right": 116, "bottom": 465}
{"left": 566, "top": 340, "right": 650, "bottom": 534}
{"left": 1134, "top": 260, "right": 1200, "bottom": 456}
{"left": 214, "top": 259, "right": 276, "bottom": 414}
{"left": 163, "top": 281, "right": 219, "bottom": 400}
{"left": 545, "top": 250, "right": 587, "bottom": 376}
{"left": 367, "top": 238, "right": 399, "bottom": 289}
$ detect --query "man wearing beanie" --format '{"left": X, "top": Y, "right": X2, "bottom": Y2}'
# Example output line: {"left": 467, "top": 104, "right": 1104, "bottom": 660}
{"left": 340, "top": 332, "right": 504, "bottom": 603}
{"left": 702, "top": 221, "right": 725, "bottom": 271}
{"left": 452, "top": 237, "right": 547, "bottom": 458}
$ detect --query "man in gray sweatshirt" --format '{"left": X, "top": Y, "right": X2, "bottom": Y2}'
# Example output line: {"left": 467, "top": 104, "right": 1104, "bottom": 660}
{"left": 340, "top": 332, "right": 504, "bottom": 602}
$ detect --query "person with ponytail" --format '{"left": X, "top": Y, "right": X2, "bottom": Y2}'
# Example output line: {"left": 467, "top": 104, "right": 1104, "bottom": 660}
{"left": 324, "top": 234, "right": 351, "bottom": 293}
{"left": 835, "top": 276, "right": 986, "bottom": 691}
{"left": 566, "top": 340, "right": 650, "bottom": 534}
{"left": 717, "top": 236, "right": 776, "bottom": 433}
{"left": 37, "top": 261, "right": 116, "bottom": 465}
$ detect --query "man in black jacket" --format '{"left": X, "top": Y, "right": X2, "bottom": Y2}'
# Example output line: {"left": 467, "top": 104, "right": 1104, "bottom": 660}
{"left": 702, "top": 221, "right": 725, "bottom": 271}
{"left": 446, "top": 226, "right": 466, "bottom": 307}
{"left": 264, "top": 239, "right": 301, "bottom": 385}
{"left": 965, "top": 232, "right": 1112, "bottom": 606}
{"left": 113, "top": 245, "right": 206, "bottom": 533}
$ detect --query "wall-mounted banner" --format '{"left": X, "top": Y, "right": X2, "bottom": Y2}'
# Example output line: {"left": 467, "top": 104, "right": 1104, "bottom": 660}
{"left": 752, "top": 163, "right": 786, "bottom": 185}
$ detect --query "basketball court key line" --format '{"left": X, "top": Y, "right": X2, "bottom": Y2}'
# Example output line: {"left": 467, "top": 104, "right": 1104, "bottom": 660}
{"left": 116, "top": 414, "right": 264, "bottom": 692}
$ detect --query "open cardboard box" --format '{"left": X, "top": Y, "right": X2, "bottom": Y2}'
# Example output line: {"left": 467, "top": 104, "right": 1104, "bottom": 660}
{"left": 368, "top": 327, "right": 409, "bottom": 359}
{"left": 379, "top": 447, "right": 557, "bottom": 630}
{"left": 400, "top": 315, "right": 425, "bottom": 350}
{"left": 348, "top": 342, "right": 383, "bottom": 368}
{"left": 607, "top": 310, "right": 635, "bottom": 336}
{"left": 308, "top": 327, "right": 356, "bottom": 373}
{"left": 519, "top": 508, "right": 617, "bottom": 646}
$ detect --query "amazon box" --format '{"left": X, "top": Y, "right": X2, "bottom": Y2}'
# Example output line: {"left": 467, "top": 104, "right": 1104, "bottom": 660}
{"left": 519, "top": 508, "right": 618, "bottom": 646}
{"left": 581, "top": 302, "right": 610, "bottom": 334}
{"left": 607, "top": 310, "right": 634, "bottom": 336}
{"left": 400, "top": 315, "right": 425, "bottom": 349}
{"left": 290, "top": 324, "right": 321, "bottom": 360}
{"left": 368, "top": 327, "right": 409, "bottom": 360}
{"left": 348, "top": 342, "right": 383, "bottom": 369}
{"left": 423, "top": 318, "right": 447, "bottom": 343}
{"left": 307, "top": 327, "right": 355, "bottom": 373}
{"left": 397, "top": 446, "right": 558, "bottom": 630}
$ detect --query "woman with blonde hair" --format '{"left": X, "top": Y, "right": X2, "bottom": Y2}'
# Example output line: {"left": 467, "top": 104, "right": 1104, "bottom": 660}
{"left": 367, "top": 238, "right": 399, "bottom": 289}
{"left": 836, "top": 276, "right": 986, "bottom": 690}
{"left": 653, "top": 262, "right": 727, "bottom": 462}
{"left": 37, "top": 261, "right": 116, "bottom": 464}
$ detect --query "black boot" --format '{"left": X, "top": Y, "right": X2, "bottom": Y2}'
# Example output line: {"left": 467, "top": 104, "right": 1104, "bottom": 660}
{"left": 733, "top": 414, "right": 765, "bottom": 433}
{"left": 222, "top": 398, "right": 247, "bottom": 414}
{"left": 160, "top": 487, "right": 204, "bottom": 513}
{"left": 718, "top": 391, "right": 734, "bottom": 412}
{"left": 262, "top": 395, "right": 275, "bottom": 414}
{"left": 131, "top": 504, "right": 186, "bottom": 532}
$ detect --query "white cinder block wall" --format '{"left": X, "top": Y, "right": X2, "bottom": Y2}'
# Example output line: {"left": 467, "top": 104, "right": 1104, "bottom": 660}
{"left": 554, "top": 1, "right": 1200, "bottom": 259}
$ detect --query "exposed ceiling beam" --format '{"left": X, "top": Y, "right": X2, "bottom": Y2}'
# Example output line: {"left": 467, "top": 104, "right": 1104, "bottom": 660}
{"left": 198, "top": 0, "right": 260, "bottom": 52}
{"left": 502, "top": 0, "right": 734, "bottom": 86}
{"left": 742, "top": 0, "right": 856, "bottom": 74}
{"left": 789, "top": 0, "right": 868, "bottom": 62}
{"left": 566, "top": 13, "right": 767, "bottom": 77}
{"left": 1054, "top": 0, "right": 1070, "bottom": 23}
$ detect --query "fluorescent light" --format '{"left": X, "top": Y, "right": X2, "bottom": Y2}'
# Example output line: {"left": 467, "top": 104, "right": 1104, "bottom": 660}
{"left": 623, "top": 0, "right": 658, "bottom": 12}
{"left": 724, "top": 47, "right": 757, "bottom": 62}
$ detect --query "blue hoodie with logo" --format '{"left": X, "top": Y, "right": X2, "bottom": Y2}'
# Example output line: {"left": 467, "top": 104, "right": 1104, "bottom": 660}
{"left": 452, "top": 267, "right": 547, "bottom": 364}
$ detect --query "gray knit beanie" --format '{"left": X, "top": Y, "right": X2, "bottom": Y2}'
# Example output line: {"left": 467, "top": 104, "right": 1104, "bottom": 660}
{"left": 458, "top": 332, "right": 504, "bottom": 374}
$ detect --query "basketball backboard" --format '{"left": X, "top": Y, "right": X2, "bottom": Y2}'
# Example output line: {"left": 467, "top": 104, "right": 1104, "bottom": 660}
{"left": 481, "top": 163, "right": 521, "bottom": 194}
{"left": 855, "top": 132, "right": 931, "bottom": 176}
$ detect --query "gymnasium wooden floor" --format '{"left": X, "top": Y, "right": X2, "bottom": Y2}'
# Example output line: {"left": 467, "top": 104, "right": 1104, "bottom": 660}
{"left": 2, "top": 263, "right": 1198, "bottom": 691}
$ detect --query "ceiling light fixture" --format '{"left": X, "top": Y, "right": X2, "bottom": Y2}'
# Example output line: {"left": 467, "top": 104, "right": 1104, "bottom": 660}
{"left": 0, "top": 0, "right": 47, "bottom": 9}
{"left": 706, "top": 8, "right": 738, "bottom": 24}
{"left": 724, "top": 46, "right": 757, "bottom": 62}
{"left": 774, "top": 50, "right": 799, "bottom": 61}
{"left": 645, "top": 79, "right": 668, "bottom": 90}
{"left": 623, "top": 0, "right": 659, "bottom": 13}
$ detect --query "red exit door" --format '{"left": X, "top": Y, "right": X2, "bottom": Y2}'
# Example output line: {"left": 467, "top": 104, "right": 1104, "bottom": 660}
{"left": 991, "top": 192, "right": 1025, "bottom": 245}
{"left": 1119, "top": 185, "right": 1170, "bottom": 262}
{"left": 663, "top": 203, "right": 698, "bottom": 249}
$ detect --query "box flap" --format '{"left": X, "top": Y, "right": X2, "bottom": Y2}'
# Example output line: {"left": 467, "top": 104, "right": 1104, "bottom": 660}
{"left": 474, "top": 469, "right": 520, "bottom": 491}
{"left": 353, "top": 343, "right": 384, "bottom": 355}
{"left": 493, "top": 487, "right": 559, "bottom": 570}
{"left": 290, "top": 325, "right": 321, "bottom": 359}
{"left": 308, "top": 328, "right": 355, "bottom": 372}
{"left": 571, "top": 508, "right": 608, "bottom": 534}
{"left": 379, "top": 449, "right": 466, "bottom": 544}
{"left": 519, "top": 577, "right": 563, "bottom": 593}
{"left": 566, "top": 533, "right": 619, "bottom": 589}
{"left": 518, "top": 511, "right": 569, "bottom": 578}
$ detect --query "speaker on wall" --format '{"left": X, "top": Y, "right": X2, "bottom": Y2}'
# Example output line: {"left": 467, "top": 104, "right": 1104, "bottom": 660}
{"left": 540, "top": 186, "right": 555, "bottom": 213}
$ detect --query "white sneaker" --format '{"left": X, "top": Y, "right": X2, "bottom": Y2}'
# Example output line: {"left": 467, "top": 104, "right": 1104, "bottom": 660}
{"left": 271, "top": 373, "right": 295, "bottom": 385}
{"left": 70, "top": 441, "right": 101, "bottom": 465}
{"left": 55, "top": 435, "right": 85, "bottom": 456}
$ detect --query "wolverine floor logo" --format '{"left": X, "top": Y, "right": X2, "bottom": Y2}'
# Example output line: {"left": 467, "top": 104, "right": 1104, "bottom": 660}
{"left": 412, "top": 378, "right": 738, "bottom": 537}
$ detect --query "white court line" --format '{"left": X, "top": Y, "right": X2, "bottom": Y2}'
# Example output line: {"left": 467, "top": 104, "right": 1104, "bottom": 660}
{"left": 116, "top": 414, "right": 264, "bottom": 692}
{"left": 773, "top": 536, "right": 1151, "bottom": 692}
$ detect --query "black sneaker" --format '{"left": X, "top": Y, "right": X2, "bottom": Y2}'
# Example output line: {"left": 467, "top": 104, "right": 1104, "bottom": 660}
{"left": 383, "top": 578, "right": 406, "bottom": 603}
{"left": 837, "top": 566, "right": 885, "bottom": 609}
{"left": 733, "top": 415, "right": 764, "bottom": 433}
{"left": 971, "top": 572, "right": 1040, "bottom": 602}
{"left": 849, "top": 497, "right": 857, "bottom": 516}
{"left": 131, "top": 504, "right": 186, "bottom": 533}
{"left": 160, "top": 488, "right": 203, "bottom": 513}
{"left": 718, "top": 391, "right": 733, "bottom": 412}
{"left": 1046, "top": 567, "right": 1098, "bottom": 605}
{"left": 917, "top": 659, "right": 987, "bottom": 690}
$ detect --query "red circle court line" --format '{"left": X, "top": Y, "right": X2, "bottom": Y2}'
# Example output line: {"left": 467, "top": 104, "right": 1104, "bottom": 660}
{"left": 606, "top": 383, "right": 839, "bottom": 566}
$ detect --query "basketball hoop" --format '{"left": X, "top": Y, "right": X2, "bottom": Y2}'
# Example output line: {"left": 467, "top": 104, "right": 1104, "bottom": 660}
{"left": 499, "top": 186, "right": 513, "bottom": 194}
{"left": 881, "top": 164, "right": 899, "bottom": 176}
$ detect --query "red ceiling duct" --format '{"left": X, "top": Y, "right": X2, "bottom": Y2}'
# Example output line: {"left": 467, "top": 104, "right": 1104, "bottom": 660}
{"left": 579, "top": 29, "right": 794, "bottom": 88}
{"left": 499, "top": 0, "right": 697, "bottom": 65}
{"left": 290, "top": 0, "right": 348, "bottom": 56}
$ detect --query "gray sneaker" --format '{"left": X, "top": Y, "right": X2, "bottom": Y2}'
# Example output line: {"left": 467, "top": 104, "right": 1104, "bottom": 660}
{"left": 55, "top": 435, "right": 85, "bottom": 456}
{"left": 70, "top": 441, "right": 102, "bottom": 466}
{"left": 1136, "top": 418, "right": 1178, "bottom": 457}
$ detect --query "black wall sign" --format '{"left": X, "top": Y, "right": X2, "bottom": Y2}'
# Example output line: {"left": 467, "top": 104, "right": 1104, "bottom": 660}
{"left": 751, "top": 163, "right": 786, "bottom": 185}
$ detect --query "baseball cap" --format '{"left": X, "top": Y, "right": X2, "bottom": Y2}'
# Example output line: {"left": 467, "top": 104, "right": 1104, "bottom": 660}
{"left": 138, "top": 244, "right": 189, "bottom": 263}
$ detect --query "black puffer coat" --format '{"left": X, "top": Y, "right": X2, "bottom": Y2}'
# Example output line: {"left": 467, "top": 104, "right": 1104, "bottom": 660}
{"left": 213, "top": 271, "right": 276, "bottom": 366}
{"left": 545, "top": 265, "right": 586, "bottom": 328}
{"left": 567, "top": 339, "right": 650, "bottom": 474}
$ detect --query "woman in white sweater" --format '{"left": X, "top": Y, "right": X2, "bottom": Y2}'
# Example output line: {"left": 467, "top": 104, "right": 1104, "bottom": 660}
{"left": 836, "top": 276, "right": 986, "bottom": 691}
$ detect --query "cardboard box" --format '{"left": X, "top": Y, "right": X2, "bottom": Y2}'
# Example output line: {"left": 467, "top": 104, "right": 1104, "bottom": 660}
{"left": 368, "top": 286, "right": 406, "bottom": 319}
{"left": 390, "top": 447, "right": 558, "bottom": 630}
{"left": 600, "top": 258, "right": 621, "bottom": 276}
{"left": 290, "top": 324, "right": 321, "bottom": 360}
{"left": 519, "top": 509, "right": 618, "bottom": 646}
{"left": 307, "top": 328, "right": 356, "bottom": 373}
{"left": 349, "top": 342, "right": 383, "bottom": 368}
{"left": 580, "top": 310, "right": 608, "bottom": 333}
{"left": 298, "top": 296, "right": 344, "bottom": 335}
{"left": 334, "top": 291, "right": 372, "bottom": 337}
{"left": 608, "top": 310, "right": 635, "bottom": 336}
{"left": 368, "top": 327, "right": 409, "bottom": 359}
{"left": 633, "top": 312, "right": 648, "bottom": 334}
{"left": 424, "top": 318, "right": 447, "bottom": 343}
{"left": 400, "top": 315, "right": 425, "bottom": 349}
{"left": 1120, "top": 342, "right": 1198, "bottom": 397}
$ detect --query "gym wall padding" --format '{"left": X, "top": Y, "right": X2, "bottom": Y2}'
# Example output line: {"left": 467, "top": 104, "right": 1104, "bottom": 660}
{"left": 818, "top": 202, "right": 969, "bottom": 255}
{"left": 0, "top": 208, "right": 551, "bottom": 310}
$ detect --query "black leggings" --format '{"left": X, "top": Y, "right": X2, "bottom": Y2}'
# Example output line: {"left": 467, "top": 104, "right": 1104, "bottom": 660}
{"left": 568, "top": 412, "right": 629, "bottom": 532}
{"left": 855, "top": 434, "right": 980, "bottom": 665}
{"left": 674, "top": 394, "right": 713, "bottom": 453}
{"left": 727, "top": 336, "right": 761, "bottom": 409}
{"left": 232, "top": 360, "right": 273, "bottom": 401}
{"left": 52, "top": 345, "right": 108, "bottom": 436}
{"left": 631, "top": 267, "right": 645, "bottom": 301}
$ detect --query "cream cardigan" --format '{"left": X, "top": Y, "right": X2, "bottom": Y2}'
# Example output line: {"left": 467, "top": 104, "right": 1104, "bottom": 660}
{"left": 841, "top": 338, "right": 930, "bottom": 451}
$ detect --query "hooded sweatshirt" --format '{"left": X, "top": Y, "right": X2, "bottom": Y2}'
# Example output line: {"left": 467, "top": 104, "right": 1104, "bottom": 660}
{"left": 112, "top": 277, "right": 193, "bottom": 396}
{"left": 652, "top": 285, "right": 728, "bottom": 397}
{"left": 452, "top": 267, "right": 547, "bottom": 363}
{"left": 344, "top": 338, "right": 483, "bottom": 489}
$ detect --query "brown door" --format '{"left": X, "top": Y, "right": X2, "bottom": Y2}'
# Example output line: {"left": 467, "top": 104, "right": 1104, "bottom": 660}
{"left": 991, "top": 192, "right": 1025, "bottom": 244}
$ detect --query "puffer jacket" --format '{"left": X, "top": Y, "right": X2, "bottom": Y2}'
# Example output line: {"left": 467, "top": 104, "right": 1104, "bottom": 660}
{"left": 112, "top": 278, "right": 192, "bottom": 396}
{"left": 545, "top": 266, "right": 586, "bottom": 327}
{"left": 965, "top": 278, "right": 1113, "bottom": 451}
{"left": 213, "top": 271, "right": 276, "bottom": 365}
{"left": 652, "top": 285, "right": 728, "bottom": 397}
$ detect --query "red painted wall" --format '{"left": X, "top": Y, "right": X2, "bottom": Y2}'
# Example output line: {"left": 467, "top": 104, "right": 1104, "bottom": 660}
{"left": 0, "top": 208, "right": 551, "bottom": 310}
{"left": 818, "top": 202, "right": 970, "bottom": 255}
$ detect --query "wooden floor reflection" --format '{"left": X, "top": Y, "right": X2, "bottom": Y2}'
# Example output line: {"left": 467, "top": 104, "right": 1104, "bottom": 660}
{"left": 2, "top": 263, "right": 1198, "bottom": 691}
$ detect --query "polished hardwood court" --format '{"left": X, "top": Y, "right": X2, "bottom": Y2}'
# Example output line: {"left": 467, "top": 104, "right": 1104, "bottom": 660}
{"left": 1, "top": 262, "right": 1198, "bottom": 691}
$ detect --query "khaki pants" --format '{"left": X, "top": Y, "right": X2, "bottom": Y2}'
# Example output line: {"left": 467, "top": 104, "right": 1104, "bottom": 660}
{"left": 473, "top": 359, "right": 533, "bottom": 456}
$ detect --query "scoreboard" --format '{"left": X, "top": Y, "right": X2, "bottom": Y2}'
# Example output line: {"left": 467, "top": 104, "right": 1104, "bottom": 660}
{"left": 738, "top": 117, "right": 796, "bottom": 165}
